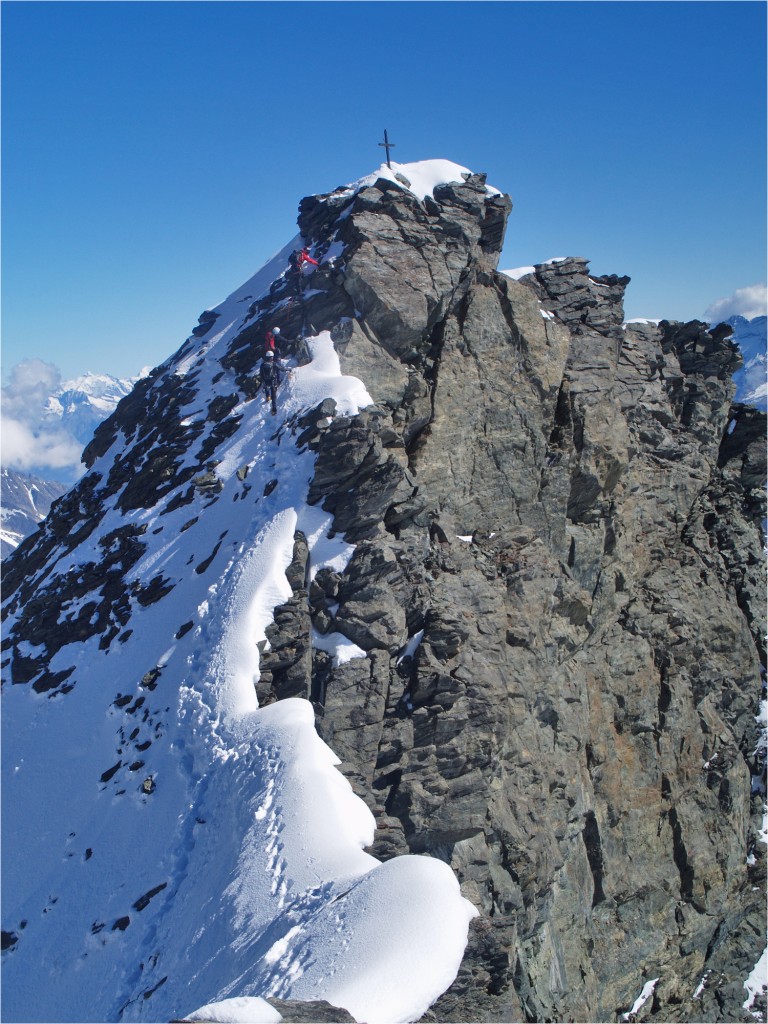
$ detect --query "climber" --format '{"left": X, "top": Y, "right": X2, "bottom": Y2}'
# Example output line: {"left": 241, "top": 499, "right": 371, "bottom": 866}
{"left": 288, "top": 245, "right": 319, "bottom": 296}
{"left": 264, "top": 326, "right": 282, "bottom": 355}
{"left": 259, "top": 350, "right": 283, "bottom": 415}
{"left": 295, "top": 246, "right": 319, "bottom": 272}
{"left": 299, "top": 243, "right": 317, "bottom": 268}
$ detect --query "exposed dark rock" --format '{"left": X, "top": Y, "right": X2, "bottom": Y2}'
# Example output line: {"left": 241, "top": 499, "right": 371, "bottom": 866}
{"left": 264, "top": 998, "right": 356, "bottom": 1022}
{"left": 135, "top": 575, "right": 175, "bottom": 606}
{"left": 206, "top": 393, "right": 239, "bottom": 422}
{"left": 132, "top": 882, "right": 167, "bottom": 912}
{"left": 192, "top": 309, "right": 220, "bottom": 337}
{"left": 192, "top": 469, "right": 223, "bottom": 495}
{"left": 256, "top": 531, "right": 313, "bottom": 704}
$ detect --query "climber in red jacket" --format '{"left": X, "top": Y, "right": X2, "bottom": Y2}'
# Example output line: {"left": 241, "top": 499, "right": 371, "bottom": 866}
{"left": 288, "top": 246, "right": 319, "bottom": 296}
{"left": 302, "top": 247, "right": 318, "bottom": 269}
{"left": 264, "top": 326, "right": 282, "bottom": 354}
{"left": 293, "top": 247, "right": 318, "bottom": 271}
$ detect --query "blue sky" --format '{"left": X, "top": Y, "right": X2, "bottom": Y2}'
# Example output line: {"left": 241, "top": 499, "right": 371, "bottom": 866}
{"left": 3, "top": 0, "right": 766, "bottom": 381}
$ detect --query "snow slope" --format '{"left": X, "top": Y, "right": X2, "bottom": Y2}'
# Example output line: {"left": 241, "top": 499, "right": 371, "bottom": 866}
{"left": 1, "top": 162, "right": 481, "bottom": 1024}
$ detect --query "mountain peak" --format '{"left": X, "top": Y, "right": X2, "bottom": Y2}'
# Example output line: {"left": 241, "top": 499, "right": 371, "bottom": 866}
{"left": 342, "top": 158, "right": 503, "bottom": 201}
{"left": 2, "top": 165, "right": 765, "bottom": 1024}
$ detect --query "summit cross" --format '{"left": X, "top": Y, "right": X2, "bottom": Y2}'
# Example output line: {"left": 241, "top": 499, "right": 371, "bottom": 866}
{"left": 378, "top": 129, "right": 395, "bottom": 169}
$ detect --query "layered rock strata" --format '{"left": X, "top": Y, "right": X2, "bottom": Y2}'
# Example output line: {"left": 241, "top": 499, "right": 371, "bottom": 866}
{"left": 255, "top": 179, "right": 767, "bottom": 1022}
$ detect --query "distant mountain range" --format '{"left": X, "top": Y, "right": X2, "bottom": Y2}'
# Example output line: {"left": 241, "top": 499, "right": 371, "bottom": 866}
{"left": 43, "top": 370, "right": 139, "bottom": 447}
{"left": 1, "top": 371, "right": 139, "bottom": 557}
{"left": 0, "top": 468, "right": 67, "bottom": 559}
{"left": 729, "top": 314, "right": 767, "bottom": 410}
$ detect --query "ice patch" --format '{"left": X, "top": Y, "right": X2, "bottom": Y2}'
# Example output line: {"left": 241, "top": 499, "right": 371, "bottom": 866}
{"left": 312, "top": 629, "right": 368, "bottom": 667}
{"left": 398, "top": 629, "right": 424, "bottom": 664}
{"left": 744, "top": 947, "right": 768, "bottom": 1020}
{"left": 622, "top": 977, "right": 659, "bottom": 1020}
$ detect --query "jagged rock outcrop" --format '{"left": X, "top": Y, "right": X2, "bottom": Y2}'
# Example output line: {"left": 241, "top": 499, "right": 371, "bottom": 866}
{"left": 2, "top": 166, "right": 765, "bottom": 1023}
{"left": 242, "top": 179, "right": 766, "bottom": 1021}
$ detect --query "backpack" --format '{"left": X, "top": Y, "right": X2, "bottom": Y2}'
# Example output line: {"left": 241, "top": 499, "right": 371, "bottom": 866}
{"left": 260, "top": 361, "right": 278, "bottom": 386}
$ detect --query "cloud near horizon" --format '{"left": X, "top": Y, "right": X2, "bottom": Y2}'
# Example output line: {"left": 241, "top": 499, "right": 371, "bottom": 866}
{"left": 704, "top": 283, "right": 767, "bottom": 324}
{"left": 1, "top": 358, "right": 84, "bottom": 479}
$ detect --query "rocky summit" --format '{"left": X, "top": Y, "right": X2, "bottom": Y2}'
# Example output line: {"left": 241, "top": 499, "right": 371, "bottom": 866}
{"left": 1, "top": 161, "right": 766, "bottom": 1024}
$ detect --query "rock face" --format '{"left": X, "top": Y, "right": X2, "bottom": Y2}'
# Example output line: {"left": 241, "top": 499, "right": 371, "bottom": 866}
{"left": 2, "top": 166, "right": 765, "bottom": 1023}
{"left": 258, "top": 182, "right": 767, "bottom": 1022}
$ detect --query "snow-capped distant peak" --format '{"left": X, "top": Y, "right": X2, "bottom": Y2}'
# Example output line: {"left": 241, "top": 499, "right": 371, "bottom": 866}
{"left": 726, "top": 314, "right": 767, "bottom": 411}
{"left": 59, "top": 370, "right": 135, "bottom": 396}
{"left": 40, "top": 370, "right": 139, "bottom": 447}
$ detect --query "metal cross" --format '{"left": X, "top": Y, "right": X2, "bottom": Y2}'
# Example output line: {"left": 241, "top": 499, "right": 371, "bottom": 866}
{"left": 378, "top": 129, "right": 395, "bottom": 168}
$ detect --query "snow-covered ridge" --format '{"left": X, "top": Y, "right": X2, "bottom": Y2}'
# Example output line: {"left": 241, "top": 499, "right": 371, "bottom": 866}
{"left": 2, "top": 316, "right": 477, "bottom": 1019}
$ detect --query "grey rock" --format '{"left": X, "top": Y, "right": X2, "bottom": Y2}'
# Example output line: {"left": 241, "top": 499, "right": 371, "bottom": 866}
{"left": 257, "top": 531, "right": 312, "bottom": 704}
{"left": 264, "top": 999, "right": 356, "bottom": 1022}
{"left": 273, "top": 177, "right": 765, "bottom": 1022}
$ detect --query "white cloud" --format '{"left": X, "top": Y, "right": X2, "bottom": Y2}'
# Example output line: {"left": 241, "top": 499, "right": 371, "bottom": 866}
{"left": 1, "top": 359, "right": 62, "bottom": 419}
{"left": 1, "top": 416, "right": 83, "bottom": 472}
{"left": 1, "top": 359, "right": 82, "bottom": 477}
{"left": 704, "top": 283, "right": 767, "bottom": 324}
